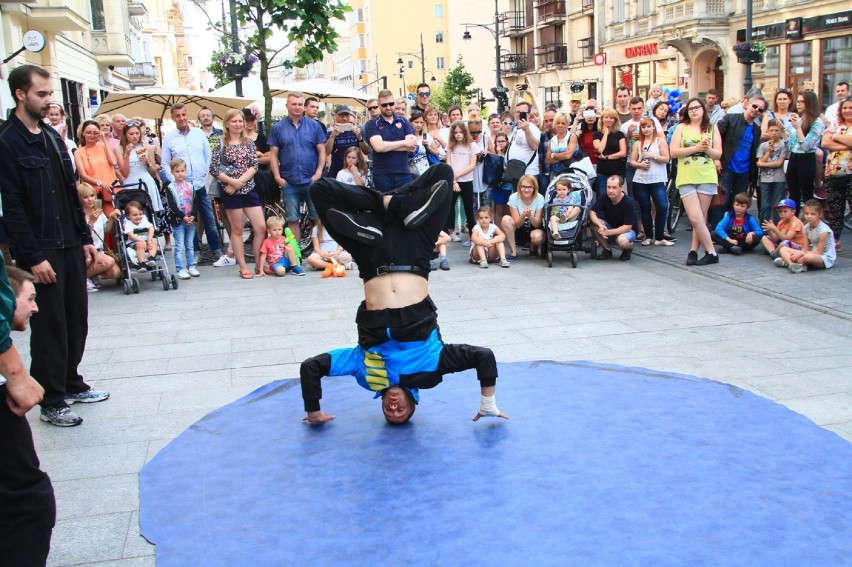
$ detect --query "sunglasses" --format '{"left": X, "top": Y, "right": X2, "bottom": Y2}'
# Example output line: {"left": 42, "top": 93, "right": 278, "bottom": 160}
{"left": 380, "top": 102, "right": 395, "bottom": 108}
{"left": 126, "top": 120, "right": 142, "bottom": 127}
{"left": 503, "top": 121, "right": 515, "bottom": 126}
{"left": 775, "top": 88, "right": 792, "bottom": 94}
{"left": 367, "top": 105, "right": 379, "bottom": 111}
{"left": 751, "top": 104, "right": 766, "bottom": 113}
{"left": 417, "top": 92, "right": 430, "bottom": 97}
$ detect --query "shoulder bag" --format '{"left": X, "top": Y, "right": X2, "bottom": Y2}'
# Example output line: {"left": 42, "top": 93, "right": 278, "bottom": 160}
{"left": 204, "top": 141, "right": 226, "bottom": 198}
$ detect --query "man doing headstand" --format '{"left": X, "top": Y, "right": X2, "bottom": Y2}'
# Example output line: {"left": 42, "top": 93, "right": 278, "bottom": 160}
{"left": 300, "top": 164, "right": 509, "bottom": 424}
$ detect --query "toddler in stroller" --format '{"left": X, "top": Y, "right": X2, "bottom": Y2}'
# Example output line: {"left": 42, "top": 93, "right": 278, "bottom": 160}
{"left": 123, "top": 200, "right": 159, "bottom": 270}
{"left": 548, "top": 178, "right": 583, "bottom": 239}
{"left": 542, "top": 158, "right": 597, "bottom": 267}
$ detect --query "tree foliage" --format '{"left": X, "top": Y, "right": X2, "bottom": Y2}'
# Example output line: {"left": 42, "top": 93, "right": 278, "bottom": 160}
{"left": 430, "top": 56, "right": 478, "bottom": 112}
{"left": 195, "top": 0, "right": 350, "bottom": 124}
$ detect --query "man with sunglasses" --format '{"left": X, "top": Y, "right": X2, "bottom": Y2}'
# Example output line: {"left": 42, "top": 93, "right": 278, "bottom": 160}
{"left": 716, "top": 96, "right": 766, "bottom": 212}
{"left": 413, "top": 83, "right": 431, "bottom": 113}
{"left": 365, "top": 89, "right": 417, "bottom": 193}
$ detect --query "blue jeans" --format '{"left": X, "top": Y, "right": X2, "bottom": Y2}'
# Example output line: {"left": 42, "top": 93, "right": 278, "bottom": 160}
{"left": 593, "top": 174, "right": 608, "bottom": 201}
{"left": 193, "top": 187, "right": 221, "bottom": 254}
{"left": 633, "top": 181, "right": 669, "bottom": 241}
{"left": 720, "top": 169, "right": 750, "bottom": 211}
{"left": 373, "top": 173, "right": 413, "bottom": 194}
{"left": 625, "top": 163, "right": 636, "bottom": 197}
{"left": 172, "top": 221, "right": 196, "bottom": 271}
{"left": 537, "top": 173, "right": 550, "bottom": 195}
{"left": 758, "top": 181, "right": 786, "bottom": 223}
{"left": 282, "top": 182, "right": 316, "bottom": 222}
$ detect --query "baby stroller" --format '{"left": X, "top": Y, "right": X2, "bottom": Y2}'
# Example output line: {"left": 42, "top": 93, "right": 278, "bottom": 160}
{"left": 541, "top": 157, "right": 598, "bottom": 268}
{"left": 109, "top": 180, "right": 178, "bottom": 294}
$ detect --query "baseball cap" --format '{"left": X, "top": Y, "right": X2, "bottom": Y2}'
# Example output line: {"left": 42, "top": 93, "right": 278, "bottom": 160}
{"left": 335, "top": 105, "right": 353, "bottom": 115}
{"left": 773, "top": 198, "right": 797, "bottom": 209}
{"left": 569, "top": 94, "right": 582, "bottom": 102}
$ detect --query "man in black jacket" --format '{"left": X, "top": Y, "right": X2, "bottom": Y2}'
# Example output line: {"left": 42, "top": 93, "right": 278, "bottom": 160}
{"left": 0, "top": 65, "right": 108, "bottom": 428}
{"left": 716, "top": 96, "right": 766, "bottom": 211}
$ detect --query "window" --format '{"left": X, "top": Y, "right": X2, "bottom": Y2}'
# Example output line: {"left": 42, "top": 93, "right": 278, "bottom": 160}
{"left": 753, "top": 45, "right": 780, "bottom": 95}
{"left": 90, "top": 0, "right": 105, "bottom": 30}
{"left": 613, "top": 2, "right": 624, "bottom": 22}
{"left": 544, "top": 86, "right": 562, "bottom": 108}
{"left": 437, "top": 57, "right": 445, "bottom": 70}
{"left": 822, "top": 37, "right": 852, "bottom": 112}
{"left": 408, "top": 61, "right": 414, "bottom": 69}
{"left": 637, "top": 0, "right": 650, "bottom": 17}
{"left": 434, "top": 5, "right": 443, "bottom": 18}
{"left": 436, "top": 31, "right": 444, "bottom": 43}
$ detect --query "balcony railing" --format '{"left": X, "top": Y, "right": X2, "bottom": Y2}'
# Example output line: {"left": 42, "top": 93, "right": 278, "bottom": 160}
{"left": 500, "top": 11, "right": 527, "bottom": 36}
{"left": 577, "top": 37, "right": 595, "bottom": 60}
{"left": 500, "top": 52, "right": 532, "bottom": 76}
{"left": 127, "top": 62, "right": 157, "bottom": 79}
{"left": 656, "top": 0, "right": 728, "bottom": 26}
{"left": 582, "top": 0, "right": 594, "bottom": 11}
{"left": 535, "top": 44, "right": 567, "bottom": 67}
{"left": 533, "top": 0, "right": 566, "bottom": 23}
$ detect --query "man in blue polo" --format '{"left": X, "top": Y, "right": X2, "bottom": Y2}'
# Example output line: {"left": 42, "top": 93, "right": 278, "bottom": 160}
{"left": 269, "top": 92, "right": 327, "bottom": 244}
{"left": 365, "top": 89, "right": 418, "bottom": 193}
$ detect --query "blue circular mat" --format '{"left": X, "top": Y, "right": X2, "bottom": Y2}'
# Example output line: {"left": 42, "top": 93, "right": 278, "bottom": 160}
{"left": 140, "top": 361, "right": 852, "bottom": 566}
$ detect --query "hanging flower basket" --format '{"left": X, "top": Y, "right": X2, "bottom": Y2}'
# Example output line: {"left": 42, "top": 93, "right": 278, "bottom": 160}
{"left": 224, "top": 61, "right": 253, "bottom": 79}
{"left": 732, "top": 41, "right": 766, "bottom": 65}
{"left": 214, "top": 52, "right": 258, "bottom": 79}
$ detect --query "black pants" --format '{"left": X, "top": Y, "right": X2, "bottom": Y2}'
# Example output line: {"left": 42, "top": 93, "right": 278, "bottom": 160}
{"left": 447, "top": 180, "right": 475, "bottom": 233}
{"left": 711, "top": 232, "right": 760, "bottom": 252}
{"left": 786, "top": 152, "right": 816, "bottom": 209}
{"left": 17, "top": 248, "right": 90, "bottom": 408}
{"left": 310, "top": 164, "right": 454, "bottom": 279}
{"left": 826, "top": 174, "right": 852, "bottom": 240}
{"left": 0, "top": 393, "right": 56, "bottom": 567}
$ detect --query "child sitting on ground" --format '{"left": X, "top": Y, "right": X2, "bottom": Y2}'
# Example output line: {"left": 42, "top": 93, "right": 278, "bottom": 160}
{"left": 430, "top": 231, "right": 452, "bottom": 271}
{"left": 755, "top": 118, "right": 789, "bottom": 223}
{"left": 307, "top": 217, "right": 354, "bottom": 271}
{"left": 259, "top": 216, "right": 303, "bottom": 277}
{"left": 761, "top": 198, "right": 807, "bottom": 259}
{"left": 124, "top": 200, "right": 158, "bottom": 271}
{"left": 776, "top": 199, "right": 837, "bottom": 273}
{"left": 548, "top": 178, "right": 583, "bottom": 239}
{"left": 470, "top": 207, "right": 510, "bottom": 268}
{"left": 712, "top": 192, "right": 763, "bottom": 254}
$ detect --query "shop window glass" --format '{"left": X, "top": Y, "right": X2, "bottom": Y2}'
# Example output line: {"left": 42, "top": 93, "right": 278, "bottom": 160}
{"left": 753, "top": 45, "right": 779, "bottom": 94}
{"left": 654, "top": 59, "right": 677, "bottom": 90}
{"left": 788, "top": 42, "right": 811, "bottom": 76}
{"left": 822, "top": 37, "right": 852, "bottom": 111}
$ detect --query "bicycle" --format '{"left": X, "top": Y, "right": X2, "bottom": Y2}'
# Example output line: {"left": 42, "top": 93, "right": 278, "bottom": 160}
{"left": 666, "top": 175, "right": 682, "bottom": 233}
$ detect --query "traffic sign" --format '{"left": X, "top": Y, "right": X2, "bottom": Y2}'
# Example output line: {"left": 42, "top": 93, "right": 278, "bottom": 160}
{"left": 593, "top": 53, "right": 606, "bottom": 66}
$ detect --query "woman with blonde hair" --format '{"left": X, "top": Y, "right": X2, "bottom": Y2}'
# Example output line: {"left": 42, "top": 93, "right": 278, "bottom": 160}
{"left": 592, "top": 108, "right": 627, "bottom": 199}
{"left": 500, "top": 174, "right": 545, "bottom": 260}
{"left": 208, "top": 108, "right": 264, "bottom": 278}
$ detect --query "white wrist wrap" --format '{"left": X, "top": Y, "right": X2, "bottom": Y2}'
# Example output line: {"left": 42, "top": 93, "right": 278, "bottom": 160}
{"left": 478, "top": 395, "right": 500, "bottom": 416}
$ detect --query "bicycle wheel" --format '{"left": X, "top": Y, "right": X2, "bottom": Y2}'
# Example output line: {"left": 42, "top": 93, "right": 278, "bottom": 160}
{"left": 845, "top": 202, "right": 852, "bottom": 231}
{"left": 666, "top": 177, "right": 682, "bottom": 233}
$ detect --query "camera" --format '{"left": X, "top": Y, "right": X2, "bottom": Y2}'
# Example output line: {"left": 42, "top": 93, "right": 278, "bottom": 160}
{"left": 519, "top": 83, "right": 529, "bottom": 91}
{"left": 339, "top": 123, "right": 352, "bottom": 132}
{"left": 583, "top": 110, "right": 596, "bottom": 118}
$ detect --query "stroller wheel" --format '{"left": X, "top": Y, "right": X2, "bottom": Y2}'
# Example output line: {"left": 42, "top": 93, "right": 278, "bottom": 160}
{"left": 547, "top": 250, "right": 553, "bottom": 267}
{"left": 131, "top": 278, "right": 140, "bottom": 294}
{"left": 122, "top": 280, "right": 130, "bottom": 295}
{"left": 170, "top": 275, "right": 179, "bottom": 290}
{"left": 151, "top": 271, "right": 157, "bottom": 281}
{"left": 162, "top": 275, "right": 170, "bottom": 291}
{"left": 571, "top": 252, "right": 578, "bottom": 268}
{"left": 591, "top": 241, "right": 598, "bottom": 259}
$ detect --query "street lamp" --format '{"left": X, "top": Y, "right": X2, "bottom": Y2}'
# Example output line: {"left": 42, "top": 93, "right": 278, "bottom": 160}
{"left": 461, "top": 0, "right": 504, "bottom": 112}
{"left": 396, "top": 33, "right": 426, "bottom": 85}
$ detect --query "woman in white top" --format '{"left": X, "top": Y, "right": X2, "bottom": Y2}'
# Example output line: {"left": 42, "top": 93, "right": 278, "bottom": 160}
{"left": 335, "top": 147, "right": 367, "bottom": 186}
{"left": 500, "top": 174, "right": 545, "bottom": 259}
{"left": 445, "top": 120, "right": 478, "bottom": 238}
{"left": 545, "top": 112, "right": 578, "bottom": 175}
{"left": 629, "top": 117, "right": 672, "bottom": 245}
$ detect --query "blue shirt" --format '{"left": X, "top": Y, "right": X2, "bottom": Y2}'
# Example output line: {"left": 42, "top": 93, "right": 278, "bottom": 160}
{"left": 161, "top": 127, "right": 212, "bottom": 189}
{"left": 728, "top": 123, "right": 755, "bottom": 174}
{"left": 268, "top": 116, "right": 326, "bottom": 185}
{"left": 365, "top": 115, "right": 414, "bottom": 175}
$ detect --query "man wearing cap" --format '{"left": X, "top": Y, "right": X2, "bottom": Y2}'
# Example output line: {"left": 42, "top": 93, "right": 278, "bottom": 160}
{"left": 326, "top": 105, "right": 370, "bottom": 179}
{"left": 568, "top": 94, "right": 582, "bottom": 124}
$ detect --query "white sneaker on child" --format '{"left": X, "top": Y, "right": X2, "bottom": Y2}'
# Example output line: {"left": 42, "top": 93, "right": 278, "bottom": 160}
{"left": 188, "top": 267, "right": 201, "bottom": 277}
{"left": 451, "top": 232, "right": 462, "bottom": 242}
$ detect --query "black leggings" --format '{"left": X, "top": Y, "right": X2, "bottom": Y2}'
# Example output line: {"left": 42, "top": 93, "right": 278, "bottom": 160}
{"left": 310, "top": 164, "right": 454, "bottom": 280}
{"left": 447, "top": 180, "right": 475, "bottom": 233}
{"left": 786, "top": 152, "right": 816, "bottom": 209}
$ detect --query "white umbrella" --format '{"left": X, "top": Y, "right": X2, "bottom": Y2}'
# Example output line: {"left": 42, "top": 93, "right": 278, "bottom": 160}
{"left": 94, "top": 89, "right": 250, "bottom": 121}
{"left": 273, "top": 78, "right": 372, "bottom": 108}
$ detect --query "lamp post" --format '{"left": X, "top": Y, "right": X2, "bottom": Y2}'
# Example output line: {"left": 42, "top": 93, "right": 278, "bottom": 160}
{"left": 743, "top": 0, "right": 754, "bottom": 94}
{"left": 397, "top": 33, "right": 426, "bottom": 85}
{"left": 228, "top": 0, "right": 242, "bottom": 97}
{"left": 462, "top": 0, "right": 504, "bottom": 113}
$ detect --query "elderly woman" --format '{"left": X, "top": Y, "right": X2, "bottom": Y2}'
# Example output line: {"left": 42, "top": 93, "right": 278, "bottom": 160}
{"left": 500, "top": 174, "right": 545, "bottom": 260}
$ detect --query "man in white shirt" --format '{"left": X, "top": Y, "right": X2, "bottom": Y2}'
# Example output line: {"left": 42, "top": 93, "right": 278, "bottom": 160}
{"left": 825, "top": 82, "right": 849, "bottom": 124}
{"left": 620, "top": 97, "right": 663, "bottom": 196}
{"left": 507, "top": 101, "right": 540, "bottom": 176}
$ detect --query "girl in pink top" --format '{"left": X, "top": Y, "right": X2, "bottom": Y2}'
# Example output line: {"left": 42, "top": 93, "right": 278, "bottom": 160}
{"left": 445, "top": 120, "right": 478, "bottom": 241}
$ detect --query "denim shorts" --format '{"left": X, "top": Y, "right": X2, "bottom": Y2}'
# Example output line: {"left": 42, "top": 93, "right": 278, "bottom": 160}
{"left": 602, "top": 221, "right": 636, "bottom": 245}
{"left": 678, "top": 183, "right": 717, "bottom": 197}
{"left": 221, "top": 190, "right": 261, "bottom": 210}
{"left": 283, "top": 182, "right": 316, "bottom": 222}
{"left": 272, "top": 257, "right": 292, "bottom": 271}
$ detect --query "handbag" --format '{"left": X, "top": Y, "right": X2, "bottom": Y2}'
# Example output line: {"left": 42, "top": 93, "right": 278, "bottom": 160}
{"left": 481, "top": 153, "right": 505, "bottom": 186}
{"left": 710, "top": 183, "right": 727, "bottom": 208}
{"left": 205, "top": 141, "right": 227, "bottom": 198}
{"left": 503, "top": 131, "right": 537, "bottom": 187}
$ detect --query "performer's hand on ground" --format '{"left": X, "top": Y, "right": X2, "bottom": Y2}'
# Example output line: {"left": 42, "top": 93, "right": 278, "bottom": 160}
{"left": 303, "top": 411, "right": 336, "bottom": 424}
{"left": 472, "top": 411, "right": 510, "bottom": 421}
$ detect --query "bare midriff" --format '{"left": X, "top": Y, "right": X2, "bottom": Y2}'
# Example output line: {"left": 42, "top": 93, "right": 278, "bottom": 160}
{"left": 364, "top": 272, "right": 428, "bottom": 310}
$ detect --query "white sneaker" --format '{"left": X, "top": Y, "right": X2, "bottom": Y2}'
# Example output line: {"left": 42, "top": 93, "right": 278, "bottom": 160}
{"left": 346, "top": 261, "right": 356, "bottom": 270}
{"left": 86, "top": 279, "right": 99, "bottom": 293}
{"left": 479, "top": 259, "right": 489, "bottom": 269}
{"left": 451, "top": 232, "right": 462, "bottom": 242}
{"left": 462, "top": 240, "right": 472, "bottom": 247}
{"left": 188, "top": 267, "right": 201, "bottom": 277}
{"left": 213, "top": 255, "right": 236, "bottom": 267}
{"left": 177, "top": 269, "right": 191, "bottom": 280}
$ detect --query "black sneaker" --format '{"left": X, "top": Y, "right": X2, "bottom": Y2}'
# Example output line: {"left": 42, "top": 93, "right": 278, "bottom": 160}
{"left": 686, "top": 250, "right": 698, "bottom": 265}
{"left": 730, "top": 245, "right": 743, "bottom": 255}
{"left": 619, "top": 248, "right": 632, "bottom": 261}
{"left": 326, "top": 208, "right": 383, "bottom": 245}
{"left": 695, "top": 252, "right": 719, "bottom": 266}
{"left": 40, "top": 406, "right": 83, "bottom": 427}
{"left": 597, "top": 248, "right": 613, "bottom": 260}
{"left": 400, "top": 181, "right": 449, "bottom": 229}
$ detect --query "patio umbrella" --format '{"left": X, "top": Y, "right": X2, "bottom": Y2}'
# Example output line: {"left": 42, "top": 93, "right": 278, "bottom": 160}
{"left": 272, "top": 78, "right": 371, "bottom": 108}
{"left": 94, "top": 89, "right": 249, "bottom": 121}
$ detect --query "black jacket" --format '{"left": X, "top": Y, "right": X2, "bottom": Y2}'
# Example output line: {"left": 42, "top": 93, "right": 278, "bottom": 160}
{"left": 0, "top": 113, "right": 92, "bottom": 266}
{"left": 717, "top": 113, "right": 762, "bottom": 185}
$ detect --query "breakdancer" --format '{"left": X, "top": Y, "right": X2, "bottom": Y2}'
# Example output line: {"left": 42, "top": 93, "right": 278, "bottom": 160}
{"left": 300, "top": 164, "right": 509, "bottom": 424}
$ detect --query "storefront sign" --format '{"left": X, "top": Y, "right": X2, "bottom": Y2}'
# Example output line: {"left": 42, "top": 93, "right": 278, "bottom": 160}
{"left": 738, "top": 10, "right": 852, "bottom": 41}
{"left": 625, "top": 43, "right": 658, "bottom": 59}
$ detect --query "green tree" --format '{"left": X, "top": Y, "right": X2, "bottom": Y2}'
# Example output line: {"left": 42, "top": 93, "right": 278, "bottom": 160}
{"left": 195, "top": 0, "right": 350, "bottom": 124}
{"left": 430, "top": 56, "right": 478, "bottom": 112}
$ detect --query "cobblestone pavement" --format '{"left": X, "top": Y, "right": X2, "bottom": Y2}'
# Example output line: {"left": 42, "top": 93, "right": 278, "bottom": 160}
{"left": 17, "top": 221, "right": 851, "bottom": 566}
